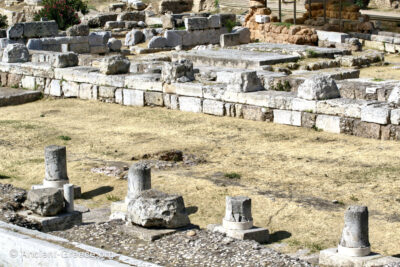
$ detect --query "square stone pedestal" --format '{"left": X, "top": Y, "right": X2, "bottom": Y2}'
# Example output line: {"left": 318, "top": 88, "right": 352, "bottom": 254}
{"left": 319, "top": 248, "right": 400, "bottom": 267}
{"left": 18, "top": 210, "right": 82, "bottom": 232}
{"left": 31, "top": 184, "right": 81, "bottom": 199}
{"left": 207, "top": 224, "right": 269, "bottom": 243}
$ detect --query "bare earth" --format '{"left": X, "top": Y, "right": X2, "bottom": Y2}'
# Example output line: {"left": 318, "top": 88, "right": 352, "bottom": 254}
{"left": 0, "top": 98, "right": 399, "bottom": 255}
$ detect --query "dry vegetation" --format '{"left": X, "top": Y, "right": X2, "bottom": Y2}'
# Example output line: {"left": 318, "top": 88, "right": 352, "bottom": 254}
{"left": 0, "top": 98, "right": 400, "bottom": 255}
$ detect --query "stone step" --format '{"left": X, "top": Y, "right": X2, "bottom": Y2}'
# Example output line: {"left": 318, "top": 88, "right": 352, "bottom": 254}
{"left": 0, "top": 87, "right": 42, "bottom": 107}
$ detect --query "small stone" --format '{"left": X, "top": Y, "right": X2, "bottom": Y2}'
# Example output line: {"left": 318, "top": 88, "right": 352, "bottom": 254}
{"left": 186, "top": 230, "right": 196, "bottom": 237}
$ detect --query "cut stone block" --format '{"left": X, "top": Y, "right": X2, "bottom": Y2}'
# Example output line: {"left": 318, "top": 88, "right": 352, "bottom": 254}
{"left": 125, "top": 30, "right": 145, "bottom": 46}
{"left": 208, "top": 15, "right": 221, "bottom": 28}
{"left": 316, "top": 115, "right": 341, "bottom": 133}
{"left": 316, "top": 98, "right": 368, "bottom": 119}
{"left": 69, "top": 43, "right": 90, "bottom": 54}
{"left": 390, "top": 109, "right": 400, "bottom": 125}
{"left": 291, "top": 98, "right": 317, "bottom": 112}
{"left": 66, "top": 24, "right": 89, "bottom": 36}
{"left": 220, "top": 33, "right": 240, "bottom": 48}
{"left": 353, "top": 120, "right": 381, "bottom": 139}
{"left": 144, "top": 91, "right": 164, "bottom": 106}
{"left": 24, "top": 188, "right": 64, "bottom": 216}
{"left": 184, "top": 17, "right": 208, "bottom": 31}
{"left": 162, "top": 59, "right": 194, "bottom": 84}
{"left": 90, "top": 45, "right": 108, "bottom": 54}
{"left": 316, "top": 30, "right": 350, "bottom": 43}
{"left": 7, "top": 23, "right": 23, "bottom": 39}
{"left": 23, "top": 21, "right": 58, "bottom": 38}
{"left": 202, "top": 99, "right": 224, "bottom": 116}
{"left": 273, "top": 110, "right": 302, "bottom": 126}
{"left": 255, "top": 15, "right": 270, "bottom": 24}
{"left": 17, "top": 210, "right": 82, "bottom": 232}
{"left": 2, "top": 44, "right": 29, "bottom": 63}
{"left": 361, "top": 104, "right": 390, "bottom": 124}
{"left": 297, "top": 75, "right": 340, "bottom": 100}
{"left": 148, "top": 36, "right": 167, "bottom": 49}
{"left": 127, "top": 189, "right": 190, "bottom": 229}
{"left": 100, "top": 56, "right": 130, "bottom": 75}
{"left": 242, "top": 105, "right": 270, "bottom": 121}
{"left": 216, "top": 70, "right": 262, "bottom": 92}
{"left": 88, "top": 31, "right": 112, "bottom": 46}
{"left": 62, "top": 81, "right": 79, "bottom": 97}
{"left": 208, "top": 224, "right": 269, "bottom": 244}
{"left": 164, "top": 30, "right": 184, "bottom": 47}
{"left": 179, "top": 96, "right": 202, "bottom": 113}
{"left": 121, "top": 224, "right": 182, "bottom": 241}
{"left": 123, "top": 89, "right": 144, "bottom": 106}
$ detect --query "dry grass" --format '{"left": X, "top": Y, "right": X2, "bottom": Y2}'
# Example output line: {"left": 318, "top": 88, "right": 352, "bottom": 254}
{"left": 359, "top": 54, "right": 400, "bottom": 81}
{"left": 0, "top": 98, "right": 400, "bottom": 255}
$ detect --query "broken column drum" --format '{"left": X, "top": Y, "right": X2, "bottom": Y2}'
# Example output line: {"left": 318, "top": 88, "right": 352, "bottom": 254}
{"left": 63, "top": 183, "right": 74, "bottom": 213}
{"left": 338, "top": 205, "right": 371, "bottom": 257}
{"left": 43, "top": 145, "right": 69, "bottom": 188}
{"left": 126, "top": 163, "right": 151, "bottom": 202}
{"left": 223, "top": 196, "right": 253, "bottom": 230}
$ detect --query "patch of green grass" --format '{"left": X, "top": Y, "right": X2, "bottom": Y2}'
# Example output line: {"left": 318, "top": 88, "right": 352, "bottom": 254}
{"left": 224, "top": 172, "right": 241, "bottom": 179}
{"left": 271, "top": 80, "right": 291, "bottom": 92}
{"left": 176, "top": 26, "right": 186, "bottom": 30}
{"left": 372, "top": 78, "right": 384, "bottom": 82}
{"left": 58, "top": 135, "right": 71, "bottom": 141}
{"left": 11, "top": 84, "right": 19, "bottom": 88}
{"left": 306, "top": 49, "right": 319, "bottom": 58}
{"left": 224, "top": 19, "right": 237, "bottom": 33}
{"left": 273, "top": 22, "right": 293, "bottom": 29}
{"left": 311, "top": 125, "right": 322, "bottom": 132}
{"left": 149, "top": 24, "right": 162, "bottom": 28}
{"left": 106, "top": 194, "right": 121, "bottom": 202}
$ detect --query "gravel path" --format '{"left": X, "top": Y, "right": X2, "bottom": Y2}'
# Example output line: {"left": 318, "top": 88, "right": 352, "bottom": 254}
{"left": 52, "top": 219, "right": 312, "bottom": 267}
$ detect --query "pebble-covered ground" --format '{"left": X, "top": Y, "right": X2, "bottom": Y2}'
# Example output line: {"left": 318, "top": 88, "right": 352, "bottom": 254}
{"left": 52, "top": 219, "right": 312, "bottom": 267}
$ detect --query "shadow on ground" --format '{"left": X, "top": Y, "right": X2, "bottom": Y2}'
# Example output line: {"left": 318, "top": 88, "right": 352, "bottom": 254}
{"left": 269, "top": 230, "right": 292, "bottom": 243}
{"left": 81, "top": 186, "right": 114, "bottom": 199}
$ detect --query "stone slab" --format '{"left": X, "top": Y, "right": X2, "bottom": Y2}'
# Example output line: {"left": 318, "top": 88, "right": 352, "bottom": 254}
{"left": 0, "top": 87, "right": 42, "bottom": 107}
{"left": 172, "top": 49, "right": 300, "bottom": 69}
{"left": 17, "top": 210, "right": 82, "bottom": 232}
{"left": 316, "top": 30, "right": 351, "bottom": 43}
{"left": 121, "top": 224, "right": 179, "bottom": 242}
{"left": 207, "top": 224, "right": 269, "bottom": 244}
{"left": 319, "top": 248, "right": 400, "bottom": 267}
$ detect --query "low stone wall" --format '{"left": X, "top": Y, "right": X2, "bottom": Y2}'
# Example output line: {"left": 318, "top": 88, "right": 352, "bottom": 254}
{"left": 305, "top": 1, "right": 360, "bottom": 20}
{"left": 351, "top": 31, "right": 400, "bottom": 53}
{"left": 1, "top": 60, "right": 400, "bottom": 141}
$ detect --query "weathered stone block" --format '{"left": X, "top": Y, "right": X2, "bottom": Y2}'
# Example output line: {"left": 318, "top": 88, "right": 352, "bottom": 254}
{"left": 148, "top": 36, "right": 167, "bottom": 49}
{"left": 21, "top": 76, "right": 36, "bottom": 90}
{"left": 353, "top": 120, "right": 381, "bottom": 139}
{"left": 7, "top": 74, "right": 23, "bottom": 88}
{"left": 208, "top": 15, "right": 221, "bottom": 28}
{"left": 184, "top": 17, "right": 209, "bottom": 31}
{"left": 66, "top": 24, "right": 89, "bottom": 36}
{"left": 117, "top": 11, "right": 145, "bottom": 22}
{"left": 361, "top": 104, "right": 390, "bottom": 124}
{"left": 297, "top": 75, "right": 340, "bottom": 100}
{"left": 273, "top": 110, "right": 301, "bottom": 126}
{"left": 88, "top": 31, "right": 111, "bottom": 46}
{"left": 179, "top": 96, "right": 202, "bottom": 113}
{"left": 390, "top": 109, "right": 400, "bottom": 125}
{"left": 2, "top": 44, "right": 29, "bottom": 63}
{"left": 301, "top": 112, "right": 316, "bottom": 128}
{"left": 123, "top": 89, "right": 144, "bottom": 106}
{"left": 144, "top": 91, "right": 163, "bottom": 106}
{"left": 62, "top": 81, "right": 79, "bottom": 98}
{"left": 7, "top": 23, "right": 24, "bottom": 39}
{"left": 79, "top": 83, "right": 98, "bottom": 100}
{"left": 125, "top": 30, "right": 145, "bottom": 46}
{"left": 69, "top": 43, "right": 90, "bottom": 54}
{"left": 100, "top": 56, "right": 130, "bottom": 75}
{"left": 220, "top": 33, "right": 240, "bottom": 48}
{"left": 292, "top": 98, "right": 317, "bottom": 112}
{"left": 315, "top": 115, "right": 341, "bottom": 133}
{"left": 90, "top": 45, "right": 108, "bottom": 54}
{"left": 203, "top": 99, "right": 225, "bottom": 116}
{"left": 242, "top": 105, "right": 271, "bottom": 121}
{"left": 216, "top": 70, "right": 262, "bottom": 93}
{"left": 24, "top": 188, "right": 64, "bottom": 216}
{"left": 164, "top": 30, "right": 184, "bottom": 47}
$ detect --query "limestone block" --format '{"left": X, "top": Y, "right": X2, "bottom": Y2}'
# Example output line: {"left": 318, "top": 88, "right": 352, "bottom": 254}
{"left": 316, "top": 30, "right": 350, "bottom": 43}
{"left": 364, "top": 40, "right": 385, "bottom": 51}
{"left": 353, "top": 120, "right": 381, "bottom": 139}
{"left": 25, "top": 188, "right": 64, "bottom": 216}
{"left": 0, "top": 38, "right": 24, "bottom": 49}
{"left": 127, "top": 189, "right": 190, "bottom": 229}
{"left": 66, "top": 24, "right": 89, "bottom": 36}
{"left": 7, "top": 23, "right": 24, "bottom": 39}
{"left": 216, "top": 70, "right": 262, "bottom": 92}
{"left": 117, "top": 11, "right": 145, "bottom": 22}
{"left": 179, "top": 96, "right": 202, "bottom": 113}
{"left": 69, "top": 43, "right": 90, "bottom": 54}
{"left": 161, "top": 59, "right": 194, "bottom": 84}
{"left": 98, "top": 86, "right": 116, "bottom": 99}
{"left": 148, "top": 36, "right": 167, "bottom": 49}
{"left": 232, "top": 27, "right": 250, "bottom": 44}
{"left": 100, "top": 56, "right": 130, "bottom": 75}
{"left": 361, "top": 104, "right": 390, "bottom": 124}
{"left": 47, "top": 79, "right": 62, "bottom": 96}
{"left": 23, "top": 21, "right": 58, "bottom": 38}
{"left": 291, "top": 98, "right": 317, "bottom": 112}
{"left": 161, "top": 14, "right": 174, "bottom": 29}
{"left": 220, "top": 33, "right": 240, "bottom": 47}
{"left": 124, "top": 74, "right": 162, "bottom": 91}
{"left": 125, "top": 30, "right": 145, "bottom": 46}
{"left": 115, "top": 88, "right": 123, "bottom": 104}
{"left": 21, "top": 76, "right": 36, "bottom": 90}
{"left": 297, "top": 75, "right": 340, "bottom": 100}
{"left": 391, "top": 109, "right": 400, "bottom": 125}
{"left": 144, "top": 91, "right": 163, "bottom": 106}
{"left": 315, "top": 115, "right": 341, "bottom": 133}
{"left": 164, "top": 30, "right": 185, "bottom": 47}
{"left": 242, "top": 105, "right": 270, "bottom": 121}
{"left": 105, "top": 21, "right": 125, "bottom": 30}
{"left": 88, "top": 14, "right": 118, "bottom": 28}
{"left": 2, "top": 44, "right": 29, "bottom": 63}
{"left": 184, "top": 17, "right": 209, "bottom": 31}
{"left": 316, "top": 98, "right": 368, "bottom": 119}
{"left": 208, "top": 15, "right": 221, "bottom": 28}
{"left": 255, "top": 15, "right": 269, "bottom": 24}
{"left": 273, "top": 110, "right": 302, "bottom": 126}
{"left": 52, "top": 52, "right": 79, "bottom": 68}
{"left": 387, "top": 85, "right": 400, "bottom": 105}
{"left": 107, "top": 38, "right": 122, "bottom": 52}
{"left": 319, "top": 248, "right": 396, "bottom": 267}
{"left": 79, "top": 83, "right": 98, "bottom": 100}
{"left": 88, "top": 31, "right": 112, "bottom": 46}
{"left": 123, "top": 89, "right": 144, "bottom": 106}
{"left": 301, "top": 112, "right": 317, "bottom": 128}
{"left": 62, "top": 81, "right": 79, "bottom": 98}
{"left": 90, "top": 45, "right": 108, "bottom": 54}
{"left": 203, "top": 99, "right": 224, "bottom": 116}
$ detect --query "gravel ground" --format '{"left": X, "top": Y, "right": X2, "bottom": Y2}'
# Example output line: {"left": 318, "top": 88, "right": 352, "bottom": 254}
{"left": 52, "top": 219, "right": 312, "bottom": 267}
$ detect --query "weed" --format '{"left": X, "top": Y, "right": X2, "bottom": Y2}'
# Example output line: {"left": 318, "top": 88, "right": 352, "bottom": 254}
{"left": 106, "top": 194, "right": 121, "bottom": 202}
{"left": 150, "top": 24, "right": 162, "bottom": 28}
{"left": 273, "top": 22, "right": 293, "bottom": 29}
{"left": 349, "top": 195, "right": 359, "bottom": 202}
{"left": 272, "top": 81, "right": 291, "bottom": 92}
{"left": 214, "top": 0, "right": 219, "bottom": 8}
{"left": 372, "top": 78, "right": 384, "bottom": 82}
{"left": 304, "top": 109, "right": 314, "bottom": 113}
{"left": 11, "top": 84, "right": 19, "bottom": 89}
{"left": 311, "top": 125, "right": 322, "bottom": 132}
{"left": 306, "top": 49, "right": 319, "bottom": 58}
{"left": 58, "top": 135, "right": 71, "bottom": 141}
{"left": 224, "top": 172, "right": 241, "bottom": 179}
{"left": 224, "top": 19, "right": 237, "bottom": 33}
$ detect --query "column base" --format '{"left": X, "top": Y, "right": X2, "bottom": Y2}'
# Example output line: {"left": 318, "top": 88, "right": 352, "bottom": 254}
{"left": 320, "top": 248, "right": 400, "bottom": 266}
{"left": 222, "top": 219, "right": 253, "bottom": 230}
{"left": 338, "top": 245, "right": 371, "bottom": 257}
